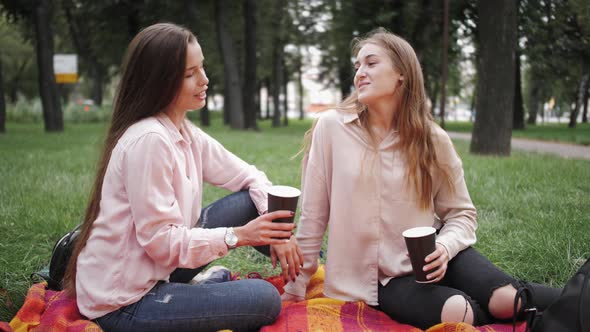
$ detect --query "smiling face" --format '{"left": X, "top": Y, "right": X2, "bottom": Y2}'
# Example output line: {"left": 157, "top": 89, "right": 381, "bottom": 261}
{"left": 168, "top": 41, "right": 209, "bottom": 115}
{"left": 353, "top": 43, "right": 403, "bottom": 109}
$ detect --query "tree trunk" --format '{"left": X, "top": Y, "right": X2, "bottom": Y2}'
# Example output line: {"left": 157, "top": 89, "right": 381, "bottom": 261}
{"left": 338, "top": 57, "right": 352, "bottom": 99}
{"left": 0, "top": 58, "right": 6, "bottom": 133}
{"left": 89, "top": 59, "right": 104, "bottom": 106}
{"left": 8, "top": 59, "right": 29, "bottom": 104}
{"left": 243, "top": 0, "right": 258, "bottom": 130}
{"left": 430, "top": 81, "right": 439, "bottom": 117}
{"left": 200, "top": 82, "right": 211, "bottom": 127}
{"left": 470, "top": 0, "right": 516, "bottom": 155}
{"left": 63, "top": 0, "right": 105, "bottom": 106}
{"left": 255, "top": 80, "right": 262, "bottom": 120}
{"left": 282, "top": 59, "right": 289, "bottom": 126}
{"left": 569, "top": 73, "right": 589, "bottom": 128}
{"left": 582, "top": 84, "right": 589, "bottom": 123}
{"left": 265, "top": 77, "right": 271, "bottom": 119}
{"left": 513, "top": 52, "right": 525, "bottom": 130}
{"left": 527, "top": 76, "right": 540, "bottom": 125}
{"left": 215, "top": 0, "right": 244, "bottom": 129}
{"left": 271, "top": 0, "right": 285, "bottom": 127}
{"left": 297, "top": 57, "right": 304, "bottom": 120}
{"left": 33, "top": 0, "right": 63, "bottom": 132}
{"left": 470, "top": 90, "right": 476, "bottom": 122}
{"left": 439, "top": 0, "right": 449, "bottom": 129}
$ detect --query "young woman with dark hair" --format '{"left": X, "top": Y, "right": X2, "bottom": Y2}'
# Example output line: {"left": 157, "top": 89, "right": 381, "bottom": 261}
{"left": 63, "top": 23, "right": 294, "bottom": 331}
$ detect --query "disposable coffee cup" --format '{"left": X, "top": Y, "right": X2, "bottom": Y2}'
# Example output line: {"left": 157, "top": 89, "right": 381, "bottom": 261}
{"left": 267, "top": 185, "right": 301, "bottom": 223}
{"left": 402, "top": 226, "right": 437, "bottom": 283}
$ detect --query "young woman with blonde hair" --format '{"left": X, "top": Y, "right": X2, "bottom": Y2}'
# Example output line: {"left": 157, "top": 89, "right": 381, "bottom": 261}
{"left": 64, "top": 23, "right": 295, "bottom": 331}
{"left": 273, "top": 29, "right": 559, "bottom": 329}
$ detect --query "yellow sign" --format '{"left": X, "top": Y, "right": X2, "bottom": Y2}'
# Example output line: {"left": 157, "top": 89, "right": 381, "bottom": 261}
{"left": 54, "top": 54, "right": 78, "bottom": 83}
{"left": 56, "top": 73, "right": 78, "bottom": 83}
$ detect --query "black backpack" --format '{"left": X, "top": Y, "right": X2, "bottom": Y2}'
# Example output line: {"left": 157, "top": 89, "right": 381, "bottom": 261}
{"left": 33, "top": 225, "right": 81, "bottom": 290}
{"left": 518, "top": 258, "right": 590, "bottom": 332}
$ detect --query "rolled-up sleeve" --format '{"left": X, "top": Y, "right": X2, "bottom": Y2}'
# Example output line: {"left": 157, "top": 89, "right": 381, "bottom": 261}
{"left": 198, "top": 129, "right": 272, "bottom": 214}
{"left": 124, "top": 133, "right": 229, "bottom": 269}
{"left": 284, "top": 118, "right": 330, "bottom": 298}
{"left": 433, "top": 133, "right": 477, "bottom": 259}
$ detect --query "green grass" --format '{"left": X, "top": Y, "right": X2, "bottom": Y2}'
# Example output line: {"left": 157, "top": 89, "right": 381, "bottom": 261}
{"left": 444, "top": 121, "right": 590, "bottom": 146}
{"left": 1, "top": 118, "right": 590, "bottom": 322}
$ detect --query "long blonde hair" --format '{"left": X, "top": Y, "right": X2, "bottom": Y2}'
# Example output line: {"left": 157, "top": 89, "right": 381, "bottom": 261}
{"left": 303, "top": 28, "right": 453, "bottom": 210}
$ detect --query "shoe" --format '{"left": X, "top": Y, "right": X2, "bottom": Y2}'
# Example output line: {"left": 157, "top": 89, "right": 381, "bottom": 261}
{"left": 190, "top": 265, "right": 231, "bottom": 285}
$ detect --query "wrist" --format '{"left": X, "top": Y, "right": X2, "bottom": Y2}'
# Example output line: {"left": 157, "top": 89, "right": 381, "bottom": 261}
{"left": 233, "top": 227, "right": 246, "bottom": 247}
{"left": 224, "top": 227, "right": 239, "bottom": 249}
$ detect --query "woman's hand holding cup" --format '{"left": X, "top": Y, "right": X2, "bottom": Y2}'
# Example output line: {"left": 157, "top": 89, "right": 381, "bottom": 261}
{"left": 234, "top": 210, "right": 295, "bottom": 247}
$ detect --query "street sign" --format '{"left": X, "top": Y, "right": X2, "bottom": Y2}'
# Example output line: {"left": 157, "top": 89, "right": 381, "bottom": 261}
{"left": 54, "top": 54, "right": 78, "bottom": 83}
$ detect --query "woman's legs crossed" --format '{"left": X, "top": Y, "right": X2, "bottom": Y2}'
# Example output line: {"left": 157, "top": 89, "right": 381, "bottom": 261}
{"left": 170, "top": 190, "right": 268, "bottom": 283}
{"left": 95, "top": 279, "right": 281, "bottom": 332}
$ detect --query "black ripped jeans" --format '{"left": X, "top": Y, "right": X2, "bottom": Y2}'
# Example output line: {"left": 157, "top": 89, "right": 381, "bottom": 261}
{"left": 376, "top": 247, "right": 561, "bottom": 329}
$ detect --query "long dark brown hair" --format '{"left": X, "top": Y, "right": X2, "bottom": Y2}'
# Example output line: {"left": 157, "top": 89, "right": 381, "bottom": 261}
{"left": 63, "top": 23, "right": 196, "bottom": 296}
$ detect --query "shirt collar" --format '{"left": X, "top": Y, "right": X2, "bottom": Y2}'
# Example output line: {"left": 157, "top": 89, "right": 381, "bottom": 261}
{"left": 341, "top": 111, "right": 361, "bottom": 124}
{"left": 156, "top": 113, "right": 191, "bottom": 144}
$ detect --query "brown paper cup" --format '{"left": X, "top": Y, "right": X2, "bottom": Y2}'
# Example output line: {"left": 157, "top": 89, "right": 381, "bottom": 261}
{"left": 402, "top": 226, "right": 437, "bottom": 283}
{"left": 267, "top": 185, "right": 301, "bottom": 223}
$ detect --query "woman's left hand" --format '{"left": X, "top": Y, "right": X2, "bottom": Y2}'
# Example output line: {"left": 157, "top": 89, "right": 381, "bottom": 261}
{"left": 423, "top": 244, "right": 449, "bottom": 282}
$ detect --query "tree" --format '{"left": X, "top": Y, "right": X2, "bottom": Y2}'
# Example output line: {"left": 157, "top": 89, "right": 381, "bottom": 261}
{"left": 439, "top": 0, "right": 449, "bottom": 129}
{"left": 0, "top": 17, "right": 36, "bottom": 103}
{"left": 513, "top": 52, "right": 525, "bottom": 130}
{"left": 243, "top": 0, "right": 258, "bottom": 130}
{"left": 570, "top": 74, "right": 588, "bottom": 128}
{"left": 61, "top": 0, "right": 107, "bottom": 106}
{"left": 470, "top": 0, "right": 517, "bottom": 155}
{"left": 271, "top": 0, "right": 285, "bottom": 127}
{"left": 1, "top": 0, "right": 63, "bottom": 131}
{"left": 215, "top": 0, "right": 244, "bottom": 129}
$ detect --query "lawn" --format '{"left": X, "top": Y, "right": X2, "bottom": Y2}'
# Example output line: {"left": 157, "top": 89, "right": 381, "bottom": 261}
{"left": 1, "top": 118, "right": 590, "bottom": 323}
{"left": 444, "top": 121, "right": 590, "bottom": 146}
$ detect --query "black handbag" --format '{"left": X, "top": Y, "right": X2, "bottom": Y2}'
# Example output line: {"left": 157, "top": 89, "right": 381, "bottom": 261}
{"left": 517, "top": 258, "right": 590, "bottom": 332}
{"left": 34, "top": 225, "right": 81, "bottom": 290}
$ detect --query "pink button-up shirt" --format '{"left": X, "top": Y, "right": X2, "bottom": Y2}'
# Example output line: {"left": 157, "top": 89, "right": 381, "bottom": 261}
{"left": 283, "top": 109, "right": 477, "bottom": 305}
{"left": 76, "top": 114, "right": 271, "bottom": 319}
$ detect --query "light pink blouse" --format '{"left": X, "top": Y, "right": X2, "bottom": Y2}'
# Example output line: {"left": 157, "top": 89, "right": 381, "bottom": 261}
{"left": 283, "top": 109, "right": 477, "bottom": 305}
{"left": 76, "top": 114, "right": 271, "bottom": 319}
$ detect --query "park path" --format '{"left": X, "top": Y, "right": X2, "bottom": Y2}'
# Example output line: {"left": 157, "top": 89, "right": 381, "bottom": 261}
{"left": 447, "top": 132, "right": 590, "bottom": 160}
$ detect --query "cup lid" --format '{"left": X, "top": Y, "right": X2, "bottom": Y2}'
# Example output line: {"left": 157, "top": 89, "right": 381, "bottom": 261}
{"left": 268, "top": 185, "right": 301, "bottom": 197}
{"left": 402, "top": 226, "right": 436, "bottom": 238}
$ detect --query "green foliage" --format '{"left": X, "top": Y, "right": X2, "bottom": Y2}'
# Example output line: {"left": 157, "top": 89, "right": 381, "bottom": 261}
{"left": 0, "top": 16, "right": 36, "bottom": 101}
{"left": 7, "top": 99, "right": 113, "bottom": 123}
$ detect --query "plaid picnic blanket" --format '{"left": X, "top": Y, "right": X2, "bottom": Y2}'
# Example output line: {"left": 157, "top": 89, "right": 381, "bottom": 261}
{"left": 261, "top": 265, "right": 527, "bottom": 332}
{"left": 2, "top": 282, "right": 100, "bottom": 332}
{"left": 1, "top": 267, "right": 526, "bottom": 332}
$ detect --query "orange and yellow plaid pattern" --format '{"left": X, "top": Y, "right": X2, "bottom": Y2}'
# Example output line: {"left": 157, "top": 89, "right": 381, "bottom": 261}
{"left": 261, "top": 265, "right": 527, "bottom": 332}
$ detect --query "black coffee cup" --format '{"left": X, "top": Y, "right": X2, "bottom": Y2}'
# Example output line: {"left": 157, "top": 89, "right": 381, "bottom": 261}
{"left": 267, "top": 185, "right": 301, "bottom": 223}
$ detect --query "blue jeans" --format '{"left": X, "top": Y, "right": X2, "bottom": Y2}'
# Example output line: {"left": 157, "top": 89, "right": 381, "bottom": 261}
{"left": 95, "top": 191, "right": 280, "bottom": 332}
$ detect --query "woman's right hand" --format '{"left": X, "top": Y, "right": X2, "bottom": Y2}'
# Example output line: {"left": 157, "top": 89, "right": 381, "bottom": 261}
{"left": 271, "top": 237, "right": 303, "bottom": 283}
{"left": 233, "top": 210, "right": 296, "bottom": 247}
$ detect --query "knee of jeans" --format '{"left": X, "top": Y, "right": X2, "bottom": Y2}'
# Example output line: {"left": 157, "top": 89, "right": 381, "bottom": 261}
{"left": 251, "top": 280, "right": 282, "bottom": 321}
{"left": 441, "top": 295, "right": 474, "bottom": 325}
{"left": 488, "top": 284, "right": 517, "bottom": 319}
